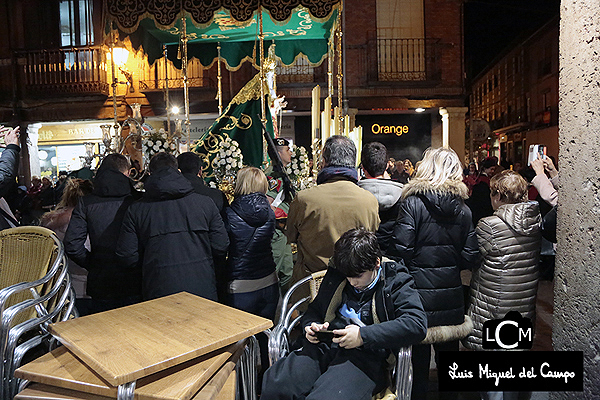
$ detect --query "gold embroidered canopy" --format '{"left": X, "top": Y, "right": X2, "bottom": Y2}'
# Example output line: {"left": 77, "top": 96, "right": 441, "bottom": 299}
{"left": 106, "top": 0, "right": 342, "bottom": 32}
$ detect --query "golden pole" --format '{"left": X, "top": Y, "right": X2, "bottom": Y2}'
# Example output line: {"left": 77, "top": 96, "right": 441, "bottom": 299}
{"left": 336, "top": 25, "right": 343, "bottom": 111}
{"left": 327, "top": 35, "right": 334, "bottom": 98}
{"left": 217, "top": 42, "right": 223, "bottom": 115}
{"left": 259, "top": 5, "right": 268, "bottom": 167}
{"left": 181, "top": 16, "right": 191, "bottom": 150}
{"left": 110, "top": 43, "right": 119, "bottom": 145}
{"left": 311, "top": 85, "right": 321, "bottom": 176}
{"left": 164, "top": 45, "right": 171, "bottom": 137}
{"left": 259, "top": 9, "right": 266, "bottom": 123}
{"left": 336, "top": 21, "right": 344, "bottom": 135}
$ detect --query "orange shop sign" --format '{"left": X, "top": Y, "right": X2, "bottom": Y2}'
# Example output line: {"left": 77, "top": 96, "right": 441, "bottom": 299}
{"left": 371, "top": 123, "right": 409, "bottom": 136}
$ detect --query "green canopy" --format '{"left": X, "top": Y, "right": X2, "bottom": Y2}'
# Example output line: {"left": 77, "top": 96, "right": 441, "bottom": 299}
{"left": 191, "top": 71, "right": 274, "bottom": 177}
{"left": 111, "top": 8, "right": 338, "bottom": 70}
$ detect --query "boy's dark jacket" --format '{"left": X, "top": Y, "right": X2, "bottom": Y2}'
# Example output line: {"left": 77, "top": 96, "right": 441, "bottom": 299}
{"left": 301, "top": 260, "right": 427, "bottom": 352}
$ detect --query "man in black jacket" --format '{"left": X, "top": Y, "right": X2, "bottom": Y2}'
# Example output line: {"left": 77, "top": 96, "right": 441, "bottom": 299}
{"left": 177, "top": 151, "right": 229, "bottom": 300}
{"left": 177, "top": 151, "right": 228, "bottom": 216}
{"left": 261, "top": 228, "right": 427, "bottom": 400}
{"left": 116, "top": 152, "right": 229, "bottom": 301}
{"left": 64, "top": 154, "right": 142, "bottom": 314}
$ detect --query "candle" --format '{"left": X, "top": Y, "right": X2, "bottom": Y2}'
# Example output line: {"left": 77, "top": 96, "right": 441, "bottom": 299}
{"left": 311, "top": 85, "right": 321, "bottom": 143}
{"left": 344, "top": 115, "right": 350, "bottom": 136}
{"left": 333, "top": 106, "right": 340, "bottom": 136}
{"left": 322, "top": 96, "right": 331, "bottom": 143}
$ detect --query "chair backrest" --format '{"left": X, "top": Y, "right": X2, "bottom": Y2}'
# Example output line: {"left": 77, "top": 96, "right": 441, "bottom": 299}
{"left": 308, "top": 270, "right": 327, "bottom": 301}
{"left": 0, "top": 227, "right": 59, "bottom": 327}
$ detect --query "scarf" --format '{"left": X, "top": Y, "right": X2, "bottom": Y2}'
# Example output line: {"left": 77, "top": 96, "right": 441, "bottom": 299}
{"left": 316, "top": 166, "right": 359, "bottom": 185}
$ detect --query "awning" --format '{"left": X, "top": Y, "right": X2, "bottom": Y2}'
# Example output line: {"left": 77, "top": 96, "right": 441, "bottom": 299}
{"left": 105, "top": 0, "right": 341, "bottom": 69}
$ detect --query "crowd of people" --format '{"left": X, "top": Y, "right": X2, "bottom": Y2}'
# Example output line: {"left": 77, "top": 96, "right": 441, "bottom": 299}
{"left": 0, "top": 125, "right": 557, "bottom": 399}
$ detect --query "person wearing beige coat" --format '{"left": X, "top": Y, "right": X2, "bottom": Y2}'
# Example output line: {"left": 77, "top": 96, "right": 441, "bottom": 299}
{"left": 286, "top": 136, "right": 380, "bottom": 286}
{"left": 465, "top": 170, "right": 542, "bottom": 353}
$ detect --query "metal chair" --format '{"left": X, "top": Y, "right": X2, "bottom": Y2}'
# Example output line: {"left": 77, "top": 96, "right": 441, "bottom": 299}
{"left": 268, "top": 270, "right": 413, "bottom": 400}
{"left": 0, "top": 226, "right": 77, "bottom": 399}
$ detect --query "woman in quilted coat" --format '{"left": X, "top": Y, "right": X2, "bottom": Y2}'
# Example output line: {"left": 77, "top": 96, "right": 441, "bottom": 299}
{"left": 224, "top": 166, "right": 278, "bottom": 321}
{"left": 465, "top": 170, "right": 542, "bottom": 351}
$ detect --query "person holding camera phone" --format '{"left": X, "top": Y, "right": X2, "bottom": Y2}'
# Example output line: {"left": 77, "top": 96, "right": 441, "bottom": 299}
{"left": 261, "top": 228, "right": 427, "bottom": 400}
{"left": 530, "top": 152, "right": 558, "bottom": 207}
{"left": 464, "top": 170, "right": 542, "bottom": 400}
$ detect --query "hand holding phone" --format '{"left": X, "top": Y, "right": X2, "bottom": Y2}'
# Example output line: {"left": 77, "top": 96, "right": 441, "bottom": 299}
{"left": 314, "top": 330, "right": 337, "bottom": 342}
{"left": 305, "top": 322, "right": 330, "bottom": 344}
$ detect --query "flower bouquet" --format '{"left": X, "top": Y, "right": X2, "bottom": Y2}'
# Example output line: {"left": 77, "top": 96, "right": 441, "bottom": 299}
{"left": 142, "top": 128, "right": 176, "bottom": 160}
{"left": 212, "top": 137, "right": 244, "bottom": 201}
{"left": 285, "top": 144, "right": 312, "bottom": 191}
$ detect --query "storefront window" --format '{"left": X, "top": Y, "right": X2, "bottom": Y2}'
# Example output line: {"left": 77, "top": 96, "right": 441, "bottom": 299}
{"left": 38, "top": 146, "right": 58, "bottom": 181}
{"left": 38, "top": 144, "right": 100, "bottom": 181}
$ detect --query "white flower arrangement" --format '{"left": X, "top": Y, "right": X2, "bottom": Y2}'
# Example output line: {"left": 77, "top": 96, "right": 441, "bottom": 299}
{"left": 285, "top": 144, "right": 311, "bottom": 191}
{"left": 212, "top": 136, "right": 244, "bottom": 183}
{"left": 142, "top": 128, "right": 176, "bottom": 159}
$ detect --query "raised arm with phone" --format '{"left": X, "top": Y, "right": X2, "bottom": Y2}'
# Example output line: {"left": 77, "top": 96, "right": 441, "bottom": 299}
{"left": 531, "top": 150, "right": 558, "bottom": 207}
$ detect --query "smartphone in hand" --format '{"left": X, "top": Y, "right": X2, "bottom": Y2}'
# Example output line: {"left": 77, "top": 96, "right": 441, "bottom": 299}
{"left": 315, "top": 330, "right": 337, "bottom": 342}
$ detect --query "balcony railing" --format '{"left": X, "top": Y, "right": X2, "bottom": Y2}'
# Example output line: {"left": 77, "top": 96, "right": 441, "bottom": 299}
{"left": 15, "top": 46, "right": 110, "bottom": 95}
{"left": 276, "top": 36, "right": 442, "bottom": 87}
{"left": 367, "top": 36, "right": 442, "bottom": 83}
{"left": 139, "top": 58, "right": 215, "bottom": 91}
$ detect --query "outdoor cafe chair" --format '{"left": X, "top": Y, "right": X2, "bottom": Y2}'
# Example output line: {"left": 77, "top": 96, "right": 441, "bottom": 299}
{"left": 267, "top": 269, "right": 413, "bottom": 400}
{"left": 0, "top": 226, "right": 76, "bottom": 399}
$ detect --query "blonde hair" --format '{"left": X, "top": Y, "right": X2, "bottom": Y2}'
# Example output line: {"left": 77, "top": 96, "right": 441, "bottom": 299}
{"left": 56, "top": 178, "right": 94, "bottom": 209}
{"left": 413, "top": 147, "right": 463, "bottom": 187}
{"left": 490, "top": 170, "right": 528, "bottom": 204}
{"left": 234, "top": 167, "right": 268, "bottom": 197}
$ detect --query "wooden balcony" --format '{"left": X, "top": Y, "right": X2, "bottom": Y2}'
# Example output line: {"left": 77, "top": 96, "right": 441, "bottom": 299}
{"left": 14, "top": 46, "right": 110, "bottom": 96}
{"left": 139, "top": 58, "right": 216, "bottom": 91}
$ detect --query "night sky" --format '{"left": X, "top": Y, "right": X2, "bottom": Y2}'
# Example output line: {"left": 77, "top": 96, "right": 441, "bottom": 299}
{"left": 464, "top": 0, "right": 560, "bottom": 80}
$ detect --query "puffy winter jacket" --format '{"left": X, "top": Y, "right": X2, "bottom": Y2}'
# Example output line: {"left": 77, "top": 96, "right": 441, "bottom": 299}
{"left": 225, "top": 192, "right": 276, "bottom": 281}
{"left": 116, "top": 167, "right": 229, "bottom": 301}
{"left": 464, "top": 201, "right": 542, "bottom": 350}
{"left": 64, "top": 168, "right": 141, "bottom": 300}
{"left": 389, "top": 179, "right": 479, "bottom": 327}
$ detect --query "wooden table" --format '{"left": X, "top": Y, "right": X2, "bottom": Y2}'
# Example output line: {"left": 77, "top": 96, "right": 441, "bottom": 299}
{"left": 17, "top": 292, "right": 272, "bottom": 400}
{"left": 15, "top": 341, "right": 245, "bottom": 400}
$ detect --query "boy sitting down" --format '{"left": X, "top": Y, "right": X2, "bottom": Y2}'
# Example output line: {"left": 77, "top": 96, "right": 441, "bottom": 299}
{"left": 261, "top": 227, "right": 427, "bottom": 400}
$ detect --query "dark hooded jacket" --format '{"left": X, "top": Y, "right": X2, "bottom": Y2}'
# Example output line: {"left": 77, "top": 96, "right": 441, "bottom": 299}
{"left": 389, "top": 179, "right": 479, "bottom": 327}
{"left": 64, "top": 168, "right": 141, "bottom": 300}
{"left": 116, "top": 167, "right": 229, "bottom": 301}
{"left": 357, "top": 178, "right": 404, "bottom": 256}
{"left": 224, "top": 192, "right": 276, "bottom": 282}
{"left": 182, "top": 172, "right": 229, "bottom": 216}
{"left": 301, "top": 260, "right": 427, "bottom": 353}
